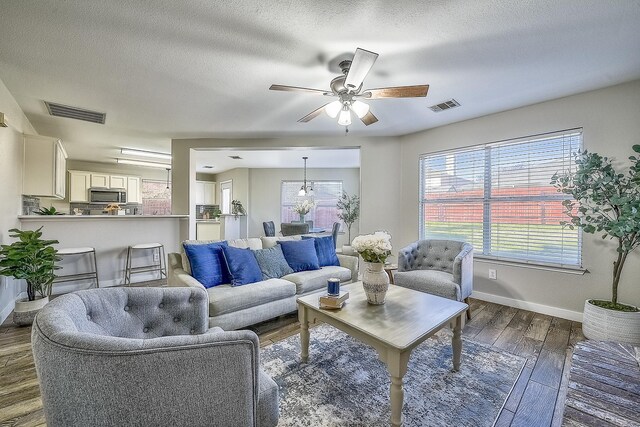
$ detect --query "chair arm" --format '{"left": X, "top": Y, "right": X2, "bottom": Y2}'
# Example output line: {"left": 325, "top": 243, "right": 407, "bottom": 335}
{"left": 338, "top": 253, "right": 359, "bottom": 282}
{"left": 397, "top": 242, "right": 419, "bottom": 272}
{"left": 453, "top": 244, "right": 474, "bottom": 299}
{"left": 32, "top": 327, "right": 261, "bottom": 426}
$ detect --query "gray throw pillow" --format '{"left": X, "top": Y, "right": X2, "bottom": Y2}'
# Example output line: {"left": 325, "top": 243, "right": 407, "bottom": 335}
{"left": 253, "top": 245, "right": 294, "bottom": 279}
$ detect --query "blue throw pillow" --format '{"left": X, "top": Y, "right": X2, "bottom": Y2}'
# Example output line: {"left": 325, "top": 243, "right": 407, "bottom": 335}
{"left": 253, "top": 245, "right": 294, "bottom": 279}
{"left": 278, "top": 239, "right": 320, "bottom": 272}
{"left": 222, "top": 245, "right": 263, "bottom": 286}
{"left": 183, "top": 241, "right": 229, "bottom": 288}
{"left": 303, "top": 235, "right": 340, "bottom": 267}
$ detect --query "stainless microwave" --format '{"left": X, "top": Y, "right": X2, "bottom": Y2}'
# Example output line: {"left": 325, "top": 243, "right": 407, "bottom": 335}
{"left": 89, "top": 189, "right": 127, "bottom": 204}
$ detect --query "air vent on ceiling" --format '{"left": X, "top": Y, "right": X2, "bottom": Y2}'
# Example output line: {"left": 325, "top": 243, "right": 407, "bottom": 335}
{"left": 428, "top": 99, "right": 461, "bottom": 113}
{"left": 44, "top": 101, "right": 106, "bottom": 124}
{"left": 229, "top": 155, "right": 242, "bottom": 160}
{"left": 203, "top": 165, "right": 214, "bottom": 169}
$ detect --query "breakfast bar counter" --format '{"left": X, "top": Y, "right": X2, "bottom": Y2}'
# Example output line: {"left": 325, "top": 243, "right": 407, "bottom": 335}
{"left": 18, "top": 215, "right": 189, "bottom": 290}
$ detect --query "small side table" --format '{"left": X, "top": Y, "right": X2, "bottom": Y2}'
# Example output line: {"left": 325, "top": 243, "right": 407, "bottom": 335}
{"left": 384, "top": 263, "right": 398, "bottom": 284}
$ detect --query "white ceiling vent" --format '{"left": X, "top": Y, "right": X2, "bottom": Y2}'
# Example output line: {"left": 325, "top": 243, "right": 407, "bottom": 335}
{"left": 44, "top": 101, "right": 106, "bottom": 124}
{"left": 229, "top": 155, "right": 242, "bottom": 160}
{"left": 428, "top": 99, "right": 461, "bottom": 112}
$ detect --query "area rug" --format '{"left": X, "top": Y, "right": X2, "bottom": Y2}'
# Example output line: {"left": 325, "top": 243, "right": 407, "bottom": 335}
{"left": 261, "top": 324, "right": 525, "bottom": 426}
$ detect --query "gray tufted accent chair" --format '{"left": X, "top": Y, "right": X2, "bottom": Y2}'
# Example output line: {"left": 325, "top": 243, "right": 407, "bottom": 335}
{"left": 395, "top": 239, "right": 473, "bottom": 319}
{"left": 31, "top": 287, "right": 279, "bottom": 427}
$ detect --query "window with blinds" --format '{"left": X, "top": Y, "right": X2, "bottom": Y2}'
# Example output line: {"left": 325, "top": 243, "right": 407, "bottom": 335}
{"left": 281, "top": 181, "right": 343, "bottom": 229}
{"left": 419, "top": 129, "right": 582, "bottom": 267}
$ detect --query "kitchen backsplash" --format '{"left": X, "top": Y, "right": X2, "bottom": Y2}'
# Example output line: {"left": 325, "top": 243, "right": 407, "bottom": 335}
{"left": 196, "top": 205, "right": 220, "bottom": 219}
{"left": 69, "top": 202, "right": 142, "bottom": 215}
{"left": 22, "top": 196, "right": 40, "bottom": 215}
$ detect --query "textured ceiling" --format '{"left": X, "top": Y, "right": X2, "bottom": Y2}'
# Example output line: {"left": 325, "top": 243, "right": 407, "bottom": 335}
{"left": 1, "top": 0, "right": 639, "bottom": 164}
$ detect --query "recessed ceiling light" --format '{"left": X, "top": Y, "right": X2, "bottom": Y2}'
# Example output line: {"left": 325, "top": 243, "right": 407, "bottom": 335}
{"left": 203, "top": 165, "right": 214, "bottom": 169}
{"left": 121, "top": 148, "right": 171, "bottom": 160}
{"left": 117, "top": 158, "right": 171, "bottom": 169}
{"left": 229, "top": 155, "right": 242, "bottom": 160}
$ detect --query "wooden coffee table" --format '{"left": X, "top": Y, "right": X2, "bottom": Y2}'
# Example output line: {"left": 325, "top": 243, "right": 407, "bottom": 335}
{"left": 297, "top": 282, "right": 468, "bottom": 427}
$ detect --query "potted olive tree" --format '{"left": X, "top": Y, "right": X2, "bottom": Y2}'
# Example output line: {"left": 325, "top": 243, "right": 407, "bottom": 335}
{"left": 336, "top": 192, "right": 360, "bottom": 254}
{"left": 0, "top": 227, "right": 60, "bottom": 325}
{"left": 552, "top": 145, "right": 640, "bottom": 344}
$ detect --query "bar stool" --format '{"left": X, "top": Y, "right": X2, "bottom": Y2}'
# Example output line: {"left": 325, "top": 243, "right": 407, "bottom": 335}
{"left": 124, "top": 243, "right": 167, "bottom": 286}
{"left": 52, "top": 247, "right": 99, "bottom": 293}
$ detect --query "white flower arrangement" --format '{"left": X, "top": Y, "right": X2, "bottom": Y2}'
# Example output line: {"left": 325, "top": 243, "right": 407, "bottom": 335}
{"left": 351, "top": 231, "right": 392, "bottom": 263}
{"left": 294, "top": 199, "right": 316, "bottom": 215}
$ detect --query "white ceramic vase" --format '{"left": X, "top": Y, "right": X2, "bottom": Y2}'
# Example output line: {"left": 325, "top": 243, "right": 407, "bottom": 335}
{"left": 362, "top": 262, "right": 390, "bottom": 305}
{"left": 582, "top": 299, "right": 640, "bottom": 345}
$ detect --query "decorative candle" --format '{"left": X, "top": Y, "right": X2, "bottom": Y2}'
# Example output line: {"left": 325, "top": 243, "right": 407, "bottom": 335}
{"left": 327, "top": 278, "right": 340, "bottom": 296}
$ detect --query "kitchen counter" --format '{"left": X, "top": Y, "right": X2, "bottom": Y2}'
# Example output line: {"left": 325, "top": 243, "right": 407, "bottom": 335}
{"left": 196, "top": 219, "right": 220, "bottom": 223}
{"left": 19, "top": 215, "right": 189, "bottom": 221}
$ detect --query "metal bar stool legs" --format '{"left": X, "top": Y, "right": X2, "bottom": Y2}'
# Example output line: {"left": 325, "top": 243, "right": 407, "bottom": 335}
{"left": 52, "top": 247, "right": 99, "bottom": 294}
{"left": 124, "top": 243, "right": 167, "bottom": 286}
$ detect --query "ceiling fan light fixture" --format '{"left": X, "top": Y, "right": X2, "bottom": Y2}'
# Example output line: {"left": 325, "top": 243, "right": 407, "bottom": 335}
{"left": 325, "top": 101, "right": 342, "bottom": 118}
{"left": 350, "top": 100, "right": 370, "bottom": 118}
{"left": 338, "top": 107, "right": 352, "bottom": 126}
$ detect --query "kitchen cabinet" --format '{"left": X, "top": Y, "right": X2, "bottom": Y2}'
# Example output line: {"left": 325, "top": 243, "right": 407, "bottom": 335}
{"left": 69, "top": 171, "right": 91, "bottom": 202}
{"left": 196, "top": 222, "right": 221, "bottom": 240}
{"left": 91, "top": 173, "right": 109, "bottom": 188}
{"left": 23, "top": 135, "right": 67, "bottom": 199}
{"left": 127, "top": 176, "right": 142, "bottom": 204}
{"left": 195, "top": 181, "right": 216, "bottom": 205}
{"left": 109, "top": 175, "right": 127, "bottom": 189}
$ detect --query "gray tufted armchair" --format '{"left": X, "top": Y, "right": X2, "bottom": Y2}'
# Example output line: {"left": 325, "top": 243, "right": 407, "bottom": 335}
{"left": 394, "top": 240, "right": 473, "bottom": 319}
{"left": 31, "top": 287, "right": 279, "bottom": 427}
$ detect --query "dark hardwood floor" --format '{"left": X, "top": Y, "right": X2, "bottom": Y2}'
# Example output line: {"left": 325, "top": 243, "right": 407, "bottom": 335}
{"left": 0, "top": 298, "right": 583, "bottom": 426}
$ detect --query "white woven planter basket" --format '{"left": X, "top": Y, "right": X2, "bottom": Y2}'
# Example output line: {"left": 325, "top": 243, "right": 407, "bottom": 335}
{"left": 582, "top": 299, "right": 640, "bottom": 345}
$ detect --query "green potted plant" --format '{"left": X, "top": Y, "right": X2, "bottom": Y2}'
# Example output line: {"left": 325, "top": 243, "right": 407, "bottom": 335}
{"left": 336, "top": 192, "right": 360, "bottom": 254}
{"left": 552, "top": 145, "right": 640, "bottom": 344}
{"left": 231, "top": 200, "right": 246, "bottom": 218}
{"left": 0, "top": 227, "right": 60, "bottom": 325}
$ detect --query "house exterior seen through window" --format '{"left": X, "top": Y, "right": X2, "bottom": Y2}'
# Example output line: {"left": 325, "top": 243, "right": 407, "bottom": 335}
{"left": 419, "top": 129, "right": 582, "bottom": 267}
{"left": 142, "top": 180, "right": 171, "bottom": 215}
{"left": 281, "top": 181, "right": 343, "bottom": 230}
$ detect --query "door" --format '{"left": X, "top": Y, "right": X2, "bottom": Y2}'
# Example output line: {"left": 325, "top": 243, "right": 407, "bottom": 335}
{"left": 110, "top": 175, "right": 127, "bottom": 189}
{"left": 69, "top": 171, "right": 91, "bottom": 202}
{"left": 127, "top": 176, "right": 141, "bottom": 204}
{"left": 91, "top": 173, "right": 109, "bottom": 188}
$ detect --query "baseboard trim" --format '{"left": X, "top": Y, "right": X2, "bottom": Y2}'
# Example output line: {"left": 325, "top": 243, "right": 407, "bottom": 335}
{"left": 471, "top": 291, "right": 583, "bottom": 322}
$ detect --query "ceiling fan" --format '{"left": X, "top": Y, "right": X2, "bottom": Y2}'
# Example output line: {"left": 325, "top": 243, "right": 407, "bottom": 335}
{"left": 269, "top": 48, "right": 429, "bottom": 127}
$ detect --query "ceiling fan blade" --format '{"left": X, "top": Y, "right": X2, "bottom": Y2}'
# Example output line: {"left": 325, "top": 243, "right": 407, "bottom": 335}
{"left": 363, "top": 85, "right": 429, "bottom": 99}
{"left": 344, "top": 48, "right": 378, "bottom": 92}
{"left": 269, "top": 84, "right": 331, "bottom": 95}
{"left": 297, "top": 103, "right": 331, "bottom": 123}
{"left": 359, "top": 110, "right": 378, "bottom": 126}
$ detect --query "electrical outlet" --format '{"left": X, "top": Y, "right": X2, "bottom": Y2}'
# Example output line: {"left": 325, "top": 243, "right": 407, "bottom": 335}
{"left": 488, "top": 269, "right": 497, "bottom": 280}
{"left": 153, "top": 251, "right": 160, "bottom": 263}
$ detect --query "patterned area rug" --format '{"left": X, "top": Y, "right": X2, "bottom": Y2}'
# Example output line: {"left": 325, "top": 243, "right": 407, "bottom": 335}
{"left": 261, "top": 324, "right": 525, "bottom": 426}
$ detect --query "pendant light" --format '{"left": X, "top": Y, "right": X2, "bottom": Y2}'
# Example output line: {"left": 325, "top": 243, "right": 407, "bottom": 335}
{"left": 298, "top": 156, "right": 314, "bottom": 196}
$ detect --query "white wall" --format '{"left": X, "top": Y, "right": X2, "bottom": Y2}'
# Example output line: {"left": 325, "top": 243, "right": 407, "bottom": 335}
{"left": 0, "top": 77, "right": 37, "bottom": 322}
{"left": 399, "top": 80, "right": 640, "bottom": 317}
{"left": 171, "top": 139, "right": 400, "bottom": 244}
{"left": 248, "top": 167, "right": 360, "bottom": 246}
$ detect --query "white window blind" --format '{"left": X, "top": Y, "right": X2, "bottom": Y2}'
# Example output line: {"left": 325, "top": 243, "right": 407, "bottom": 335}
{"left": 420, "top": 129, "right": 582, "bottom": 267}
{"left": 281, "top": 181, "right": 343, "bottom": 229}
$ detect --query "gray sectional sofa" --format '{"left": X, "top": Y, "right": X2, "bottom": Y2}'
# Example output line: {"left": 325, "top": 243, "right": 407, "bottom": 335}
{"left": 168, "top": 236, "right": 359, "bottom": 330}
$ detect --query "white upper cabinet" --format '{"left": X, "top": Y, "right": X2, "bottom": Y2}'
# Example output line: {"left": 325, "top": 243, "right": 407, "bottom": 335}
{"left": 127, "top": 176, "right": 142, "bottom": 204}
{"left": 90, "top": 173, "right": 109, "bottom": 188}
{"left": 69, "top": 171, "right": 91, "bottom": 202}
{"left": 194, "top": 181, "right": 216, "bottom": 205}
{"left": 109, "top": 175, "right": 127, "bottom": 189}
{"left": 23, "top": 135, "right": 67, "bottom": 199}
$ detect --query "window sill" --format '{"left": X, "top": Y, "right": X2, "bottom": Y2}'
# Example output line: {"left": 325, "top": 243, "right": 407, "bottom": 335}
{"left": 475, "top": 256, "right": 587, "bottom": 275}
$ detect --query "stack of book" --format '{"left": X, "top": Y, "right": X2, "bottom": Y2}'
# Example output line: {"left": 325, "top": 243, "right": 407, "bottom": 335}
{"left": 319, "top": 291, "right": 350, "bottom": 309}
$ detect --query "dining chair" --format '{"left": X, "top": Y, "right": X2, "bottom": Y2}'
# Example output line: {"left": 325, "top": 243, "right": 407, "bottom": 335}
{"left": 331, "top": 222, "right": 341, "bottom": 248}
{"left": 281, "top": 222, "right": 309, "bottom": 236}
{"left": 263, "top": 221, "right": 276, "bottom": 237}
